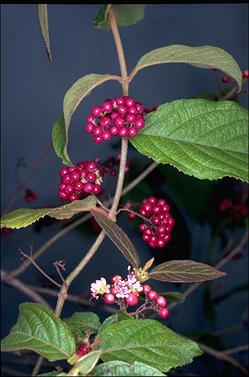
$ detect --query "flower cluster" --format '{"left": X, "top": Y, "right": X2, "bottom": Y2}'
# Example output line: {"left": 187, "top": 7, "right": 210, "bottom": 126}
{"left": 85, "top": 96, "right": 145, "bottom": 143}
{"left": 138, "top": 197, "right": 175, "bottom": 248}
{"left": 59, "top": 161, "right": 103, "bottom": 201}
{"left": 90, "top": 267, "right": 170, "bottom": 320}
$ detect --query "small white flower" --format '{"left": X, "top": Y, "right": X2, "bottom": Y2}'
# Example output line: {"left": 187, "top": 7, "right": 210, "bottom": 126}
{"left": 90, "top": 277, "right": 110, "bottom": 299}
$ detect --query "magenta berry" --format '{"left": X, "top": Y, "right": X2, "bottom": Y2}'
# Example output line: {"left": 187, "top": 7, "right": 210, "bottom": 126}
{"left": 60, "top": 167, "right": 68, "bottom": 176}
{"left": 76, "top": 344, "right": 89, "bottom": 357}
{"left": 103, "top": 293, "right": 115, "bottom": 304}
{"left": 85, "top": 96, "right": 145, "bottom": 143}
{"left": 222, "top": 75, "right": 230, "bottom": 83}
{"left": 242, "top": 69, "right": 249, "bottom": 78}
{"left": 58, "top": 160, "right": 103, "bottom": 202}
{"left": 147, "top": 290, "right": 158, "bottom": 301}
{"left": 142, "top": 284, "right": 152, "bottom": 294}
{"left": 24, "top": 189, "right": 38, "bottom": 203}
{"left": 156, "top": 296, "right": 167, "bottom": 308}
{"left": 125, "top": 293, "right": 139, "bottom": 306}
{"left": 159, "top": 307, "right": 170, "bottom": 319}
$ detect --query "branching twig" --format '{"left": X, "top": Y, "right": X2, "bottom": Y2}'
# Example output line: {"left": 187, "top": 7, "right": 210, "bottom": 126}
{"left": 53, "top": 260, "right": 66, "bottom": 283}
{"left": 20, "top": 250, "right": 61, "bottom": 288}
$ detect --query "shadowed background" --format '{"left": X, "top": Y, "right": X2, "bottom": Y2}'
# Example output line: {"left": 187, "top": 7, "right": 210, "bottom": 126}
{"left": 1, "top": 4, "right": 248, "bottom": 376}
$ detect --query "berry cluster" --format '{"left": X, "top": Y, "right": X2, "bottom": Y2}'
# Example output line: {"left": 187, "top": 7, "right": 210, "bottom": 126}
{"left": 95, "top": 155, "right": 130, "bottom": 177}
{"left": 24, "top": 188, "right": 38, "bottom": 203}
{"left": 59, "top": 161, "right": 103, "bottom": 202}
{"left": 138, "top": 197, "right": 175, "bottom": 248}
{"left": 85, "top": 96, "right": 145, "bottom": 143}
{"left": 219, "top": 198, "right": 248, "bottom": 217}
{"left": 90, "top": 267, "right": 170, "bottom": 320}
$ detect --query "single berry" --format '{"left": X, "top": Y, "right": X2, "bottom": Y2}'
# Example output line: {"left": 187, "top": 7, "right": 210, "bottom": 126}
{"left": 128, "top": 212, "right": 137, "bottom": 220}
{"left": 76, "top": 344, "right": 89, "bottom": 357}
{"left": 125, "top": 293, "right": 139, "bottom": 306}
{"left": 222, "top": 75, "right": 230, "bottom": 83}
{"left": 159, "top": 307, "right": 170, "bottom": 319}
{"left": 156, "top": 296, "right": 167, "bottom": 308}
{"left": 147, "top": 290, "right": 158, "bottom": 301}
{"left": 142, "top": 284, "right": 152, "bottom": 294}
{"left": 103, "top": 293, "right": 115, "bottom": 304}
{"left": 92, "top": 106, "right": 102, "bottom": 117}
{"left": 242, "top": 70, "right": 249, "bottom": 78}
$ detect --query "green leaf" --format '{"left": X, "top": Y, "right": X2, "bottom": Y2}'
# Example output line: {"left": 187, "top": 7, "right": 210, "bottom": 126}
{"left": 149, "top": 260, "right": 226, "bottom": 283}
{"left": 98, "top": 319, "right": 202, "bottom": 372}
{"left": 63, "top": 312, "right": 101, "bottom": 338}
{"left": 0, "top": 196, "right": 96, "bottom": 229}
{"left": 39, "top": 372, "right": 61, "bottom": 376}
{"left": 98, "top": 312, "right": 134, "bottom": 334}
{"left": 94, "top": 4, "right": 145, "bottom": 29}
{"left": 52, "top": 115, "right": 72, "bottom": 166}
{"left": 133, "top": 45, "right": 242, "bottom": 90}
{"left": 72, "top": 350, "right": 103, "bottom": 376}
{"left": 91, "top": 209, "right": 140, "bottom": 268}
{"left": 1, "top": 303, "right": 75, "bottom": 362}
{"left": 131, "top": 99, "right": 248, "bottom": 182}
{"left": 63, "top": 74, "right": 118, "bottom": 165}
{"left": 37, "top": 4, "right": 52, "bottom": 62}
{"left": 92, "top": 361, "right": 166, "bottom": 376}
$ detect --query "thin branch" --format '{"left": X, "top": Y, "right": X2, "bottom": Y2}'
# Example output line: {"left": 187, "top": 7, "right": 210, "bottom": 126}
{"left": 20, "top": 251, "right": 61, "bottom": 288}
{"left": 1, "top": 269, "right": 51, "bottom": 308}
{"left": 31, "top": 356, "right": 44, "bottom": 376}
{"left": 3, "top": 141, "right": 52, "bottom": 214}
{"left": 11, "top": 160, "right": 157, "bottom": 278}
{"left": 53, "top": 260, "right": 66, "bottom": 282}
{"left": 211, "top": 322, "right": 244, "bottom": 337}
{"left": 198, "top": 342, "right": 248, "bottom": 374}
{"left": 223, "top": 344, "right": 249, "bottom": 355}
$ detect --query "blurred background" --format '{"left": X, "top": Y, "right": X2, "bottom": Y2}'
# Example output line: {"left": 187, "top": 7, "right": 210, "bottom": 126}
{"left": 1, "top": 4, "right": 248, "bottom": 376}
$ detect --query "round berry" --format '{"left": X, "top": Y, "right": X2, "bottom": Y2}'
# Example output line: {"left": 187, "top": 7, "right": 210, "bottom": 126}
{"left": 92, "top": 106, "right": 102, "bottom": 117}
{"left": 76, "top": 344, "right": 89, "bottom": 357}
{"left": 102, "top": 100, "right": 113, "bottom": 112}
{"left": 242, "top": 70, "right": 249, "bottom": 78}
{"left": 100, "top": 116, "right": 111, "bottom": 128}
{"left": 142, "top": 234, "right": 150, "bottom": 242}
{"left": 102, "top": 130, "right": 111, "bottom": 141}
{"left": 85, "top": 123, "right": 94, "bottom": 134}
{"left": 142, "top": 284, "right": 152, "bottom": 294}
{"left": 139, "top": 223, "right": 146, "bottom": 232}
{"left": 114, "top": 117, "right": 125, "bottom": 127}
{"left": 125, "top": 293, "right": 138, "bottom": 306}
{"left": 103, "top": 293, "right": 115, "bottom": 304}
{"left": 87, "top": 115, "right": 95, "bottom": 123}
{"left": 128, "top": 128, "right": 137, "bottom": 137}
{"left": 136, "top": 103, "right": 144, "bottom": 113}
{"left": 126, "top": 113, "right": 136, "bottom": 123}
{"left": 128, "top": 106, "right": 138, "bottom": 115}
{"left": 156, "top": 296, "right": 167, "bottom": 308}
{"left": 119, "top": 127, "right": 129, "bottom": 137}
{"left": 59, "top": 191, "right": 68, "bottom": 200}
{"left": 93, "top": 184, "right": 101, "bottom": 194}
{"left": 93, "top": 127, "right": 102, "bottom": 136}
{"left": 62, "top": 174, "right": 72, "bottom": 184}
{"left": 86, "top": 171, "right": 96, "bottom": 182}
{"left": 64, "top": 185, "right": 74, "bottom": 195}
{"left": 59, "top": 183, "right": 66, "bottom": 191}
{"left": 84, "top": 183, "right": 94, "bottom": 193}
{"left": 116, "top": 97, "right": 125, "bottom": 105}
{"left": 94, "top": 136, "right": 103, "bottom": 144}
{"left": 135, "top": 118, "right": 145, "bottom": 129}
{"left": 117, "top": 105, "right": 128, "bottom": 115}
{"left": 222, "top": 75, "right": 230, "bottom": 83}
{"left": 74, "top": 181, "right": 84, "bottom": 191}
{"left": 159, "top": 307, "right": 170, "bottom": 319}
{"left": 110, "top": 126, "right": 119, "bottom": 135}
{"left": 125, "top": 97, "right": 135, "bottom": 107}
{"left": 69, "top": 193, "right": 78, "bottom": 201}
{"left": 147, "top": 290, "right": 158, "bottom": 301}
{"left": 59, "top": 168, "right": 68, "bottom": 177}
{"left": 71, "top": 171, "right": 81, "bottom": 181}
{"left": 86, "top": 162, "right": 96, "bottom": 170}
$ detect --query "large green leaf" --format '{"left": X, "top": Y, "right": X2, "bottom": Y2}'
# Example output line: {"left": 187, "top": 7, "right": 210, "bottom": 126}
{"left": 94, "top": 4, "right": 145, "bottom": 29}
{"left": 37, "top": 4, "right": 52, "bottom": 62}
{"left": 62, "top": 74, "right": 118, "bottom": 165}
{"left": 91, "top": 209, "right": 140, "bottom": 268}
{"left": 98, "top": 319, "right": 202, "bottom": 372}
{"left": 131, "top": 99, "right": 248, "bottom": 182}
{"left": 1, "top": 303, "right": 75, "bottom": 362}
{"left": 0, "top": 196, "right": 96, "bottom": 229}
{"left": 149, "top": 260, "right": 226, "bottom": 283}
{"left": 63, "top": 312, "right": 101, "bottom": 338}
{"left": 132, "top": 45, "right": 242, "bottom": 90}
{"left": 92, "top": 361, "right": 165, "bottom": 376}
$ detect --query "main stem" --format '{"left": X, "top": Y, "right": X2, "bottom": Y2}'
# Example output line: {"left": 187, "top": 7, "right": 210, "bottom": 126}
{"left": 54, "top": 9, "right": 129, "bottom": 318}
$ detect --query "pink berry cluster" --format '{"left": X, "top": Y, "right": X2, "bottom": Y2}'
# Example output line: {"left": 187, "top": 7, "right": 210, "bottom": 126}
{"left": 138, "top": 197, "right": 175, "bottom": 248}
{"left": 90, "top": 268, "right": 170, "bottom": 320}
{"left": 59, "top": 161, "right": 103, "bottom": 202}
{"left": 219, "top": 198, "right": 248, "bottom": 217}
{"left": 85, "top": 96, "right": 145, "bottom": 143}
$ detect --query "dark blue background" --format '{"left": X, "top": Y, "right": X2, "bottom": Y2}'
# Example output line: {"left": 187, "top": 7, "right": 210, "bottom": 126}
{"left": 1, "top": 4, "right": 248, "bottom": 375}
